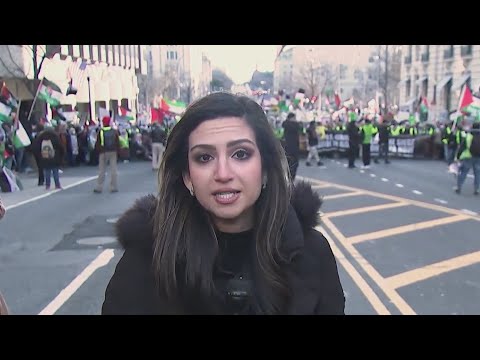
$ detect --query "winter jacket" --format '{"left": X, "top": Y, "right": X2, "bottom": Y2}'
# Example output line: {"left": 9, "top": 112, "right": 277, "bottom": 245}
{"left": 102, "top": 182, "right": 345, "bottom": 315}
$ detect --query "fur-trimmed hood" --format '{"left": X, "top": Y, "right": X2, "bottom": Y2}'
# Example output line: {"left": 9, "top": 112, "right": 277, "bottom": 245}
{"left": 115, "top": 181, "right": 322, "bottom": 254}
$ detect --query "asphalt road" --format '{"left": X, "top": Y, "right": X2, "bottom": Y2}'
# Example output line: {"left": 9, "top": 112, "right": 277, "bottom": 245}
{"left": 1, "top": 156, "right": 479, "bottom": 315}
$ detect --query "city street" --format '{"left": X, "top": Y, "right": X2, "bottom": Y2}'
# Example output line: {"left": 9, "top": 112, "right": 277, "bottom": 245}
{"left": 1, "top": 158, "right": 479, "bottom": 315}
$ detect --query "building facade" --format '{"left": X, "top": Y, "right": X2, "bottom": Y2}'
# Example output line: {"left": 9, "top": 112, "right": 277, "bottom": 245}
{"left": 148, "top": 45, "right": 212, "bottom": 104}
{"left": 274, "top": 45, "right": 373, "bottom": 101}
{"left": 0, "top": 45, "right": 147, "bottom": 123}
{"left": 399, "top": 45, "right": 480, "bottom": 121}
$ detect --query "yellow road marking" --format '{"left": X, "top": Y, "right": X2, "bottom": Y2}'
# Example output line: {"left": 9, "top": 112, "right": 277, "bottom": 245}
{"left": 311, "top": 184, "right": 333, "bottom": 189}
{"left": 348, "top": 214, "right": 469, "bottom": 244}
{"left": 322, "top": 191, "right": 364, "bottom": 200}
{"left": 297, "top": 176, "right": 480, "bottom": 315}
{"left": 299, "top": 176, "right": 480, "bottom": 222}
{"left": 317, "top": 226, "right": 391, "bottom": 315}
{"left": 322, "top": 217, "right": 416, "bottom": 315}
{"left": 386, "top": 251, "right": 480, "bottom": 289}
{"left": 324, "top": 202, "right": 409, "bottom": 218}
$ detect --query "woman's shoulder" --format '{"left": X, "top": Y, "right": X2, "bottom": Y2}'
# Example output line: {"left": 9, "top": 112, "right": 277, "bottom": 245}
{"left": 302, "top": 228, "right": 335, "bottom": 261}
{"left": 116, "top": 194, "right": 157, "bottom": 252}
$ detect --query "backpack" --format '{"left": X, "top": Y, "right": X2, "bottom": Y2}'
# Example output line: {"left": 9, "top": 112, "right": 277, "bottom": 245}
{"left": 470, "top": 133, "right": 480, "bottom": 157}
{"left": 102, "top": 129, "right": 116, "bottom": 151}
{"left": 41, "top": 139, "right": 55, "bottom": 159}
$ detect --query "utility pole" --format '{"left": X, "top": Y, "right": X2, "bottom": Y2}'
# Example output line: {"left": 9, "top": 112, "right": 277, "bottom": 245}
{"left": 87, "top": 76, "right": 94, "bottom": 125}
{"left": 384, "top": 45, "right": 389, "bottom": 114}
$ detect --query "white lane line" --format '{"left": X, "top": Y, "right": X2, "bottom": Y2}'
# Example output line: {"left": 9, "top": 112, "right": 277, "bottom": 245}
{"left": 343, "top": 164, "right": 348, "bottom": 167}
{"left": 462, "top": 209, "right": 478, "bottom": 216}
{"left": 360, "top": 170, "right": 365, "bottom": 173}
{"left": 395, "top": 183, "right": 404, "bottom": 188}
{"left": 39, "top": 249, "right": 115, "bottom": 315}
{"left": 5, "top": 176, "right": 98, "bottom": 211}
{"left": 412, "top": 190, "right": 423, "bottom": 195}
{"left": 381, "top": 178, "right": 389, "bottom": 182}
{"left": 467, "top": 174, "right": 474, "bottom": 178}
{"left": 434, "top": 198, "right": 448, "bottom": 205}
{"left": 370, "top": 174, "right": 376, "bottom": 178}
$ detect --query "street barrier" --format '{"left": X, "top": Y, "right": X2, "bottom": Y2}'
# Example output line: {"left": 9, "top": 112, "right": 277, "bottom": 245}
{"left": 315, "top": 133, "right": 433, "bottom": 159}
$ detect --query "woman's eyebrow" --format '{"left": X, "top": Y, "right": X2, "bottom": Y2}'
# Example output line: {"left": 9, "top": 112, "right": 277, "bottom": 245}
{"left": 190, "top": 139, "right": 256, "bottom": 152}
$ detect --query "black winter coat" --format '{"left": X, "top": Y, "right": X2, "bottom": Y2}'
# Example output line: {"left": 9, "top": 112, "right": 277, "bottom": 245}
{"left": 33, "top": 130, "right": 64, "bottom": 169}
{"left": 102, "top": 182, "right": 345, "bottom": 315}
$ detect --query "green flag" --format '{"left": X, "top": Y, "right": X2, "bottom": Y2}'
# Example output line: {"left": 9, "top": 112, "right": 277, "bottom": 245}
{"left": 37, "top": 78, "right": 63, "bottom": 107}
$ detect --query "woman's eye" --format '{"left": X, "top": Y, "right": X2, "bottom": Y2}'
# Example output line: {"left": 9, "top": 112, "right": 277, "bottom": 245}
{"left": 198, "top": 154, "right": 213, "bottom": 163}
{"left": 233, "top": 149, "right": 250, "bottom": 160}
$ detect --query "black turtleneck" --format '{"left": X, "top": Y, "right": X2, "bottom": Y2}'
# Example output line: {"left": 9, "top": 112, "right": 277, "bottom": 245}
{"left": 214, "top": 229, "right": 255, "bottom": 314}
{"left": 216, "top": 229, "right": 254, "bottom": 275}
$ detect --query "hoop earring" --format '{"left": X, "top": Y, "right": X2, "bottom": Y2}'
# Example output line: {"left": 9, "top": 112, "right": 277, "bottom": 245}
{"left": 190, "top": 187, "right": 195, "bottom": 196}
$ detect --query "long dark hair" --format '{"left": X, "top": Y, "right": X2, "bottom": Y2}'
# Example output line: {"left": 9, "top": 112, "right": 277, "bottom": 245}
{"left": 153, "top": 92, "right": 292, "bottom": 314}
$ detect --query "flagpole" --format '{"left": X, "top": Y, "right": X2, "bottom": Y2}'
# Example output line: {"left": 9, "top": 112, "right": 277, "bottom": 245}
{"left": 452, "top": 85, "right": 467, "bottom": 133}
{"left": 14, "top": 100, "right": 22, "bottom": 131}
{"left": 27, "top": 77, "right": 44, "bottom": 123}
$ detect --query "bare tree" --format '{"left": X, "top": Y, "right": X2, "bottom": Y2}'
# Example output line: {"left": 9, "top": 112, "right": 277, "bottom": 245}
{"left": 368, "top": 45, "right": 402, "bottom": 111}
{"left": 0, "top": 45, "right": 60, "bottom": 96}
{"left": 295, "top": 62, "right": 336, "bottom": 100}
{"left": 296, "top": 61, "right": 319, "bottom": 98}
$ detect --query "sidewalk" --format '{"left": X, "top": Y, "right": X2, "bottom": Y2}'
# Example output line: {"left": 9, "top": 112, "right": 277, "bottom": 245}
{"left": 1, "top": 166, "right": 99, "bottom": 208}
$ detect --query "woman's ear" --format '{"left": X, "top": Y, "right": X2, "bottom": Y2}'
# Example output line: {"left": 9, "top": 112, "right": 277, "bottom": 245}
{"left": 183, "top": 171, "right": 193, "bottom": 194}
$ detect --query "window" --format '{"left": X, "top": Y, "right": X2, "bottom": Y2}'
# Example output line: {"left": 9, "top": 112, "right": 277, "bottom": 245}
{"left": 444, "top": 45, "right": 454, "bottom": 59}
{"left": 45, "top": 45, "right": 61, "bottom": 58}
{"left": 100, "top": 45, "right": 106, "bottom": 62}
{"left": 111, "top": 45, "right": 117, "bottom": 65}
{"left": 406, "top": 79, "right": 411, "bottom": 98}
{"left": 117, "top": 45, "right": 123, "bottom": 66}
{"left": 90, "top": 45, "right": 98, "bottom": 61}
{"left": 423, "top": 79, "right": 428, "bottom": 97}
{"left": 83, "top": 45, "right": 90, "bottom": 60}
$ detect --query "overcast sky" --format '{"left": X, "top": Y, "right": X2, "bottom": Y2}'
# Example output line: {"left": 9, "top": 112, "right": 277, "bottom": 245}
{"left": 191, "top": 45, "right": 278, "bottom": 84}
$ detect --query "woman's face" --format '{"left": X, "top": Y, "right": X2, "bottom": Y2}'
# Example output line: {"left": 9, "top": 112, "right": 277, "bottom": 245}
{"left": 183, "top": 117, "right": 263, "bottom": 233}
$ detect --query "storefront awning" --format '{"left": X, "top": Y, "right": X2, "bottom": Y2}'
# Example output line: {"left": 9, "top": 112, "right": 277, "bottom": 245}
{"left": 416, "top": 75, "right": 428, "bottom": 85}
{"left": 397, "top": 79, "right": 408, "bottom": 88}
{"left": 452, "top": 73, "right": 471, "bottom": 90}
{"left": 436, "top": 75, "right": 452, "bottom": 91}
{"left": 401, "top": 97, "right": 417, "bottom": 108}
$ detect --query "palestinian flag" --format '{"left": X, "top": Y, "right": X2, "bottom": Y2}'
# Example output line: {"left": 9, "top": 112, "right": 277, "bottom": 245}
{"left": 458, "top": 85, "right": 480, "bottom": 118}
{"left": 161, "top": 98, "right": 187, "bottom": 115}
{"left": 334, "top": 92, "right": 341, "bottom": 110}
{"left": 420, "top": 96, "right": 429, "bottom": 114}
{"left": 0, "top": 101, "right": 12, "bottom": 123}
{"left": 38, "top": 79, "right": 63, "bottom": 107}
{"left": 278, "top": 100, "right": 289, "bottom": 112}
{"left": 119, "top": 107, "right": 134, "bottom": 121}
{"left": 0, "top": 84, "right": 19, "bottom": 110}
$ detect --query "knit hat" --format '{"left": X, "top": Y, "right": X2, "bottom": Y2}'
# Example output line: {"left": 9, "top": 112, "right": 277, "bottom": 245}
{"left": 102, "top": 116, "right": 111, "bottom": 127}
